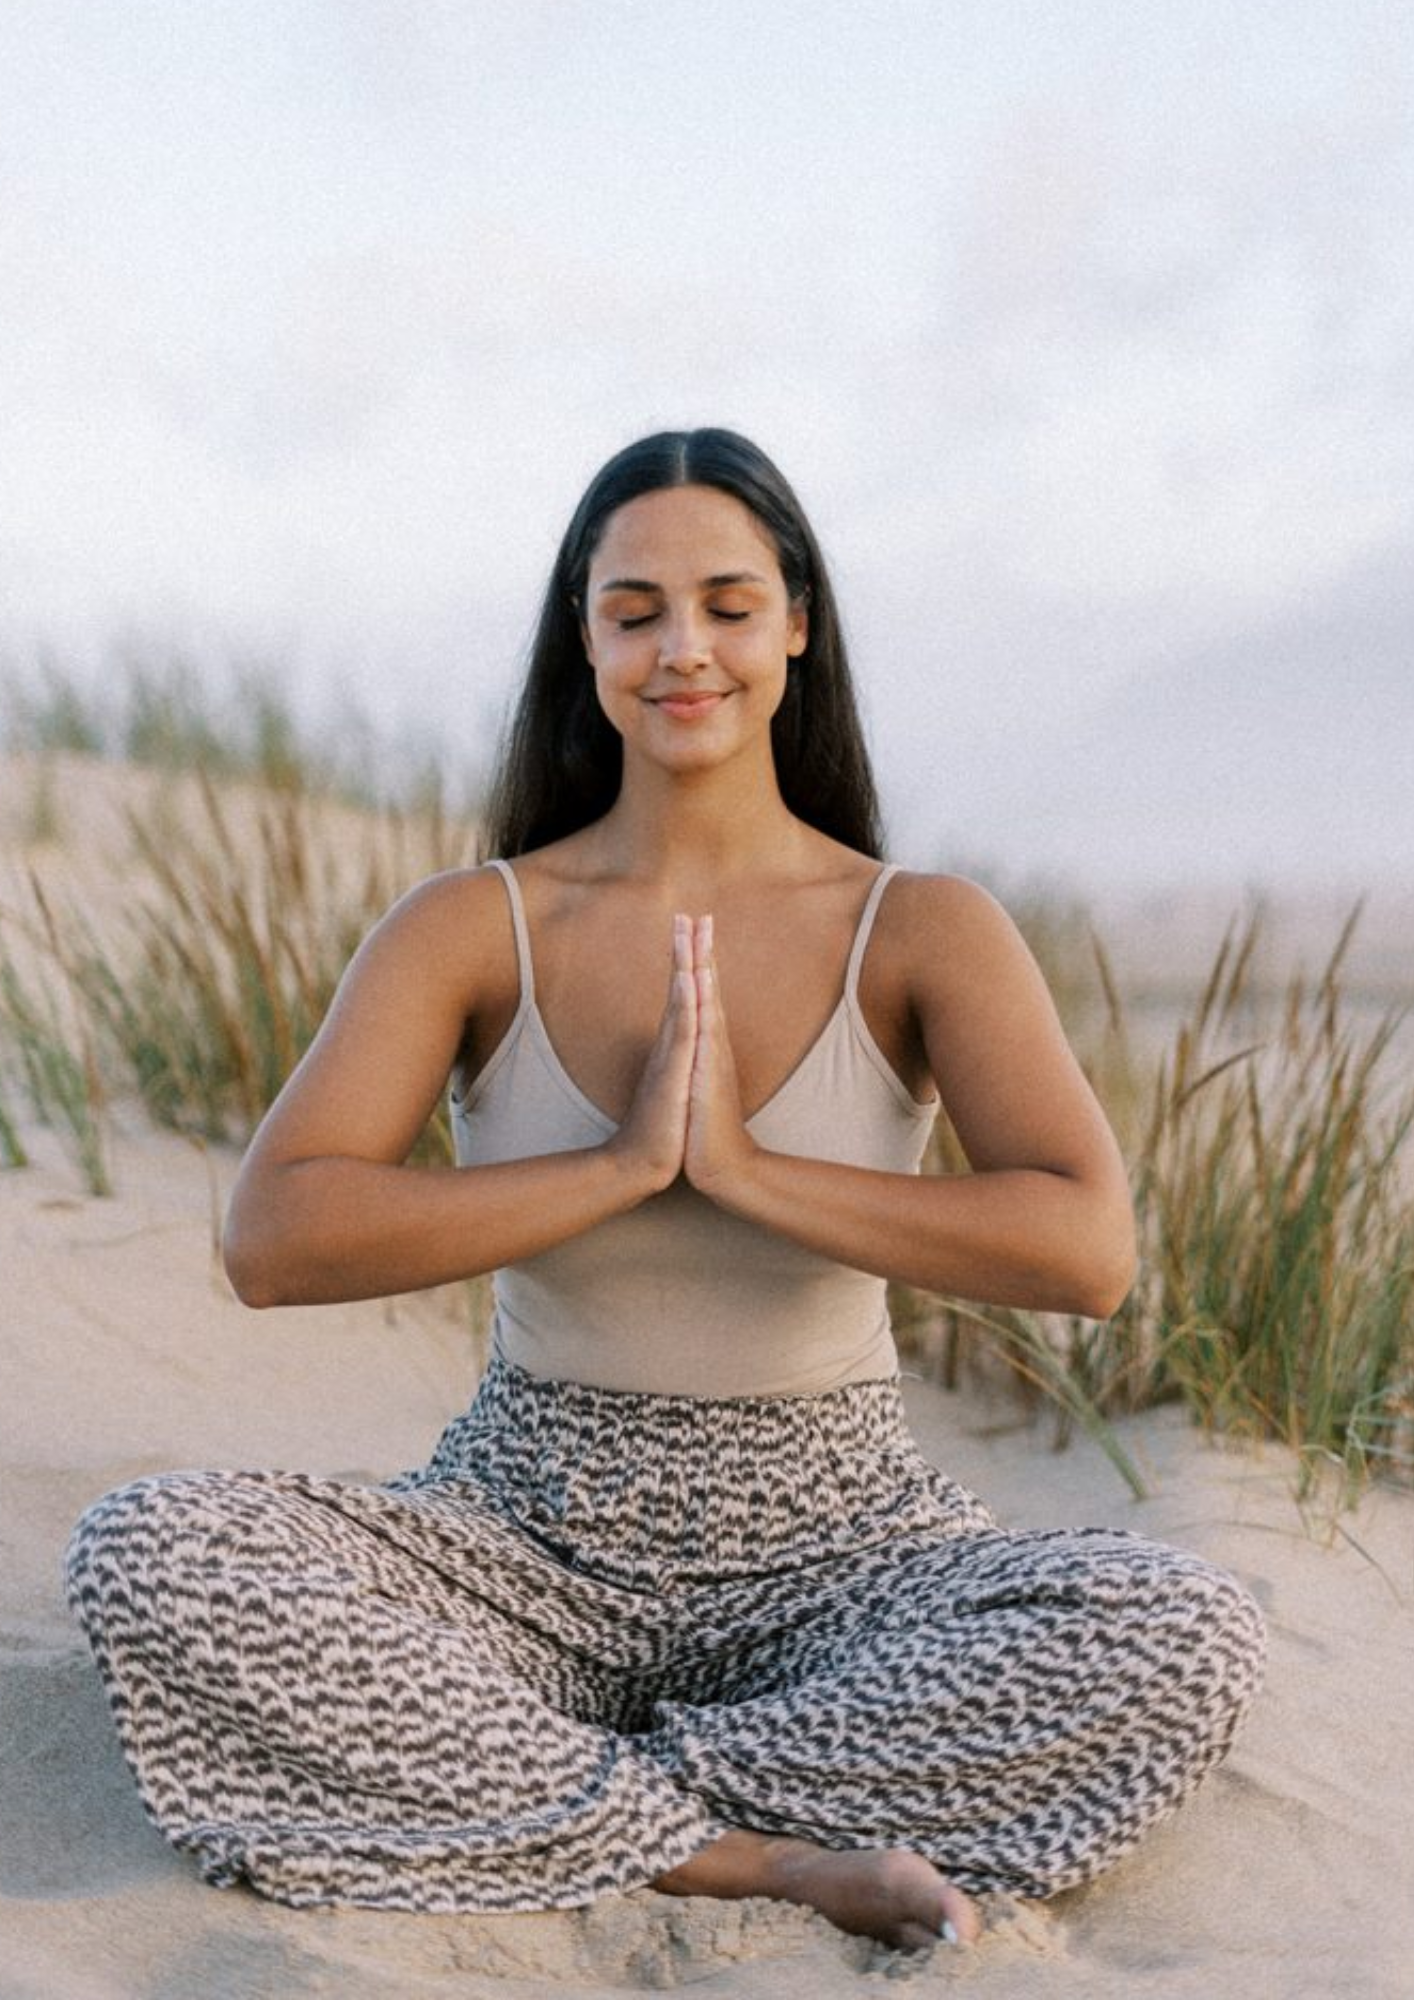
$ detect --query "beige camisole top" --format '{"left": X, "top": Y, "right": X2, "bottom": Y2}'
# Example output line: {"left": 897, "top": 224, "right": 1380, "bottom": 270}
{"left": 449, "top": 860, "right": 938, "bottom": 1397}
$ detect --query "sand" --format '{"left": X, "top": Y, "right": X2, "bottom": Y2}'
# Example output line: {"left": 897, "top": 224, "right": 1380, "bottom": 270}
{"left": 3, "top": 1113, "right": 1412, "bottom": 2000}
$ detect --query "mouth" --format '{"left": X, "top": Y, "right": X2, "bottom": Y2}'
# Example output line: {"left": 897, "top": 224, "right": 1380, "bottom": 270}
{"left": 648, "top": 691, "right": 730, "bottom": 718}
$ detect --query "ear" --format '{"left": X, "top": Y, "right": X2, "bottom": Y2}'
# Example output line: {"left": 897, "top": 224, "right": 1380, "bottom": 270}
{"left": 785, "top": 600, "right": 808, "bottom": 657}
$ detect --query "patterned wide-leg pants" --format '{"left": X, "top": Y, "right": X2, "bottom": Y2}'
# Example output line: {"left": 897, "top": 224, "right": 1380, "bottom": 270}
{"left": 65, "top": 1355, "right": 1266, "bottom": 1912}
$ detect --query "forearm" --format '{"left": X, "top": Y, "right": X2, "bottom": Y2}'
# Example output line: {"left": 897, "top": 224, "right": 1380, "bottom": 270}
{"left": 223, "top": 1144, "right": 654, "bottom": 1308}
{"left": 704, "top": 1148, "right": 1137, "bottom": 1319}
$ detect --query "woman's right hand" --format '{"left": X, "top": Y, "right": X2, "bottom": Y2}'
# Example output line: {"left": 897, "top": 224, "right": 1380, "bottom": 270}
{"left": 607, "top": 914, "right": 699, "bottom": 1194}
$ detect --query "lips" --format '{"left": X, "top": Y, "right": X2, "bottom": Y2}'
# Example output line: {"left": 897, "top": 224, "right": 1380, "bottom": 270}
{"left": 649, "top": 691, "right": 729, "bottom": 717}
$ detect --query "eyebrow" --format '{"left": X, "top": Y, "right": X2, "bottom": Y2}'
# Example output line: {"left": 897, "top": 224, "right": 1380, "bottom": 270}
{"left": 595, "top": 571, "right": 770, "bottom": 595}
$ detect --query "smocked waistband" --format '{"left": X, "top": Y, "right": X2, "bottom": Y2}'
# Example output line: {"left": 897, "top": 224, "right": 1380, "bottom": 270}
{"left": 415, "top": 1353, "right": 994, "bottom": 1591}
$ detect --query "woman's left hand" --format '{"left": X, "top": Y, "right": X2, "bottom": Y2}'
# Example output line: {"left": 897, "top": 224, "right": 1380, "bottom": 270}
{"left": 684, "top": 916, "right": 760, "bottom": 1198}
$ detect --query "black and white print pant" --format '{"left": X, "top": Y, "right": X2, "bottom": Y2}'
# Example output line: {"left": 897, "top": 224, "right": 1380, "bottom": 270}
{"left": 66, "top": 1354, "right": 1266, "bottom": 1912}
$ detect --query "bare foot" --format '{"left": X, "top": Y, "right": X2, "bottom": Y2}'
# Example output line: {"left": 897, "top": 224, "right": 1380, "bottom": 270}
{"left": 655, "top": 1831, "right": 979, "bottom": 1952}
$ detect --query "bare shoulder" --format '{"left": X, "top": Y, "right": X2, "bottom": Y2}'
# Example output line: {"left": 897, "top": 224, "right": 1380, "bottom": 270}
{"left": 879, "top": 868, "right": 1016, "bottom": 925}
{"left": 873, "top": 870, "right": 1036, "bottom": 998}
{"left": 335, "top": 862, "right": 520, "bottom": 1024}
{"left": 361, "top": 860, "right": 510, "bottom": 951}
{"left": 371, "top": 860, "right": 508, "bottom": 926}
{"left": 845, "top": 868, "right": 1061, "bottom": 1110}
{"left": 240, "top": 863, "right": 521, "bottom": 1170}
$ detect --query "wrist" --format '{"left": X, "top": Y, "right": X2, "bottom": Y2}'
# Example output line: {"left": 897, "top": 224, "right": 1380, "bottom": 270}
{"left": 688, "top": 1134, "right": 766, "bottom": 1211}
{"left": 603, "top": 1132, "right": 678, "bottom": 1205}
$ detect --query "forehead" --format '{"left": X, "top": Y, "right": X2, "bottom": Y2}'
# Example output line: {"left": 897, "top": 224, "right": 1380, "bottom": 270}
{"left": 588, "top": 484, "right": 782, "bottom": 584}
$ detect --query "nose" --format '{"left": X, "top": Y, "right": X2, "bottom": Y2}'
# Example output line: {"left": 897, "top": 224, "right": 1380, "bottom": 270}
{"left": 658, "top": 611, "right": 711, "bottom": 672}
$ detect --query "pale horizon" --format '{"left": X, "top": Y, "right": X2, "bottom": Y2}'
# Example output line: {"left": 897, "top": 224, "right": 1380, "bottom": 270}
{"left": 3, "top": 1, "right": 1411, "bottom": 889}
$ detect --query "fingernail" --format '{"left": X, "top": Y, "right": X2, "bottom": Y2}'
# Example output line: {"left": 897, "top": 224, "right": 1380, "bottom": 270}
{"left": 939, "top": 1920, "right": 959, "bottom": 1946}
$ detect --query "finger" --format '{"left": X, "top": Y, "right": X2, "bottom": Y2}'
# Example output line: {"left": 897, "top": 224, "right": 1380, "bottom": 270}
{"left": 691, "top": 963, "right": 712, "bottom": 1051}
{"left": 693, "top": 915, "right": 718, "bottom": 1014}
{"left": 672, "top": 962, "right": 697, "bottom": 1038}
{"left": 694, "top": 956, "right": 715, "bottom": 1023}
{"left": 676, "top": 918, "right": 696, "bottom": 1004}
{"left": 652, "top": 916, "right": 694, "bottom": 1053}
{"left": 689, "top": 956, "right": 716, "bottom": 1092}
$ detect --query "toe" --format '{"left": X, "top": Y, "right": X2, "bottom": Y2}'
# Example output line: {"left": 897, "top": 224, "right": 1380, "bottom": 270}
{"left": 941, "top": 1883, "right": 980, "bottom": 1946}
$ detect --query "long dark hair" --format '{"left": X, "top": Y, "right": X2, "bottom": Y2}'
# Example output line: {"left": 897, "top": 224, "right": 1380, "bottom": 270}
{"left": 483, "top": 428, "right": 884, "bottom": 858}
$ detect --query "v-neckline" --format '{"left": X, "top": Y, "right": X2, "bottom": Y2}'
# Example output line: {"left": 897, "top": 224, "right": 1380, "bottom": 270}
{"left": 525, "top": 991, "right": 852, "bottom": 1136}
{"left": 466, "top": 855, "right": 936, "bottom": 1130}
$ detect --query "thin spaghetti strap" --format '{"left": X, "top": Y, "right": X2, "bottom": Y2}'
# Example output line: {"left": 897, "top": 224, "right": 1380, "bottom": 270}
{"left": 844, "top": 864, "right": 899, "bottom": 1002}
{"left": 486, "top": 858, "right": 535, "bottom": 1010}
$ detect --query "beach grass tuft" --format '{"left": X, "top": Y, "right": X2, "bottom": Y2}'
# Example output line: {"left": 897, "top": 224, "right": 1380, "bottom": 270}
{"left": 0, "top": 881, "right": 112, "bottom": 1195}
{"left": 1107, "top": 914, "right": 1414, "bottom": 1496}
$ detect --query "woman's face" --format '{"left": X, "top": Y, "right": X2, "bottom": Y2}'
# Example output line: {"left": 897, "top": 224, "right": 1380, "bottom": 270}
{"left": 579, "top": 484, "right": 807, "bottom": 772}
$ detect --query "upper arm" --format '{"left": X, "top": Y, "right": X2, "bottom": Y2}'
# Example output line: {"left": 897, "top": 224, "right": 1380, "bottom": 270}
{"left": 236, "top": 866, "right": 511, "bottom": 1176}
{"left": 898, "top": 874, "right": 1128, "bottom": 1193}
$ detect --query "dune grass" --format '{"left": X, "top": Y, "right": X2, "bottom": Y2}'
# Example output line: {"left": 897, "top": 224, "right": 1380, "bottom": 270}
{"left": 2, "top": 652, "right": 480, "bottom": 812}
{"left": 895, "top": 911, "right": 1414, "bottom": 1498}
{"left": 0, "top": 666, "right": 477, "bottom": 1186}
{"left": 2, "top": 664, "right": 1410, "bottom": 1500}
{"left": 0, "top": 774, "right": 472, "bottom": 1162}
{"left": 1102, "top": 917, "right": 1414, "bottom": 1497}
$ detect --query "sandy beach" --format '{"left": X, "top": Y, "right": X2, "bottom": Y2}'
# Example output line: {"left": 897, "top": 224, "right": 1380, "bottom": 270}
{"left": 4, "top": 1108, "right": 1411, "bottom": 2000}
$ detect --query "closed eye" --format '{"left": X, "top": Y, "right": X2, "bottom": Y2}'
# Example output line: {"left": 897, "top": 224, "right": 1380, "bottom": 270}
{"left": 616, "top": 608, "right": 750, "bottom": 630}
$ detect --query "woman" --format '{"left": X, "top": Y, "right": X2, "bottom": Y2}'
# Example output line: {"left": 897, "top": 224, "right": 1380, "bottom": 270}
{"left": 67, "top": 429, "right": 1265, "bottom": 1954}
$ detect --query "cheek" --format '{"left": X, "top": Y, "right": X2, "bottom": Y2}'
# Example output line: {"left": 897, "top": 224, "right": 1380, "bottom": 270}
{"left": 591, "top": 646, "right": 640, "bottom": 695}
{"left": 586, "top": 648, "right": 648, "bottom": 726}
{"left": 585, "top": 622, "right": 642, "bottom": 671}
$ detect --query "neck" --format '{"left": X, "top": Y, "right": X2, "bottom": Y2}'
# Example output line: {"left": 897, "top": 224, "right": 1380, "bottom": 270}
{"left": 588, "top": 752, "right": 806, "bottom": 891}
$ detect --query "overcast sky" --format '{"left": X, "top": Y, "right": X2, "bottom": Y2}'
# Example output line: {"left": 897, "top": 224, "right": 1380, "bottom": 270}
{"left": 2, "top": 2, "right": 1411, "bottom": 884}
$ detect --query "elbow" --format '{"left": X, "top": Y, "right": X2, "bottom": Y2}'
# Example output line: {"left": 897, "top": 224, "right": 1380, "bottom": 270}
{"left": 222, "top": 1199, "right": 298, "bottom": 1310}
{"left": 1068, "top": 1260, "right": 1136, "bottom": 1322}
{"left": 222, "top": 1229, "right": 280, "bottom": 1309}
{"left": 1068, "top": 1210, "right": 1138, "bottom": 1321}
{"left": 226, "top": 1273, "right": 284, "bottom": 1312}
